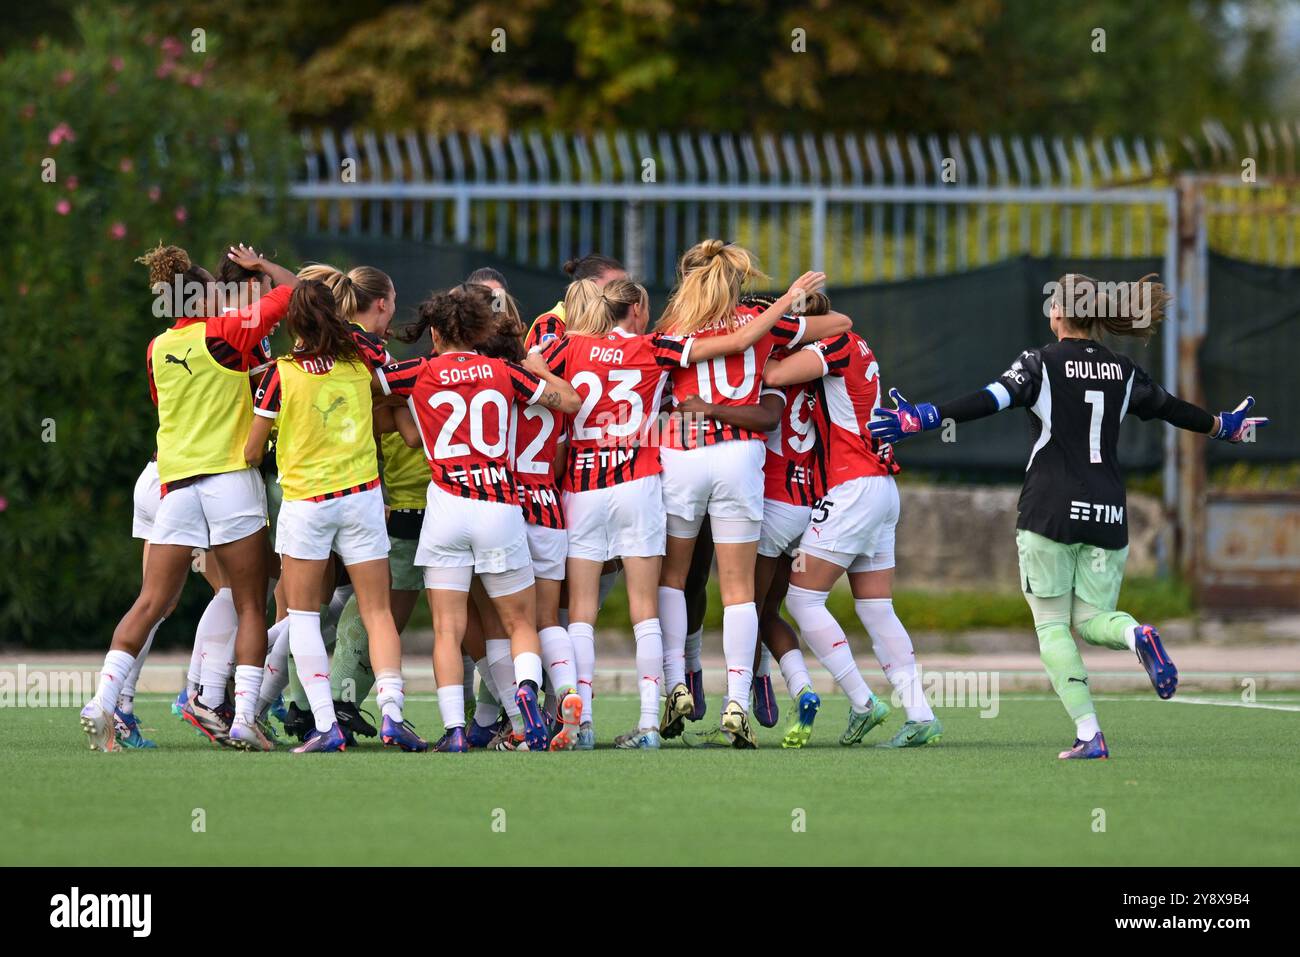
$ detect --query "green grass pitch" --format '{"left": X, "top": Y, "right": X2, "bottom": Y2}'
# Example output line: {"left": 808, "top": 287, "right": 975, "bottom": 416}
{"left": 2, "top": 693, "right": 1296, "bottom": 866}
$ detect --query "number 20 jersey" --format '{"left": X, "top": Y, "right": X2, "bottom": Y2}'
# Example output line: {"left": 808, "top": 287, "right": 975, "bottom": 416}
{"left": 543, "top": 329, "right": 690, "bottom": 491}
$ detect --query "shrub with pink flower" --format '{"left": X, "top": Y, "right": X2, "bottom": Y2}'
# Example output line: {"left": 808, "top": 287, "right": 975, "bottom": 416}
{"left": 109, "top": 222, "right": 127, "bottom": 239}
{"left": 48, "top": 122, "right": 76, "bottom": 146}
{"left": 55, "top": 199, "right": 71, "bottom": 215}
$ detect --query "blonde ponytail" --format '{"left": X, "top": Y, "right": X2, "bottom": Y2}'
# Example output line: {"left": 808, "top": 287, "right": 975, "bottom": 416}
{"left": 660, "top": 240, "right": 767, "bottom": 336}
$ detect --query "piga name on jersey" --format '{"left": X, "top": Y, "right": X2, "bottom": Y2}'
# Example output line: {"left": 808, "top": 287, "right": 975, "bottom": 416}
{"left": 1063, "top": 359, "right": 1125, "bottom": 381}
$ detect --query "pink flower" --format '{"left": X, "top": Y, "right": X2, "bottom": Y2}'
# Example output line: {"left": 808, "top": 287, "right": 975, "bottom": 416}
{"left": 48, "top": 122, "right": 75, "bottom": 146}
{"left": 56, "top": 69, "right": 75, "bottom": 86}
{"left": 161, "top": 36, "right": 184, "bottom": 57}
{"left": 110, "top": 56, "right": 125, "bottom": 72}
{"left": 55, "top": 199, "right": 70, "bottom": 215}
{"left": 109, "top": 222, "right": 127, "bottom": 240}
{"left": 119, "top": 157, "right": 134, "bottom": 173}
{"left": 0, "top": 497, "right": 8, "bottom": 513}
{"left": 155, "top": 63, "right": 173, "bottom": 79}
{"left": 147, "top": 185, "right": 161, "bottom": 202}
{"left": 174, "top": 206, "right": 187, "bottom": 223}
{"left": 106, "top": 82, "right": 119, "bottom": 96}
{"left": 65, "top": 176, "right": 78, "bottom": 191}
{"left": 187, "top": 73, "right": 204, "bottom": 88}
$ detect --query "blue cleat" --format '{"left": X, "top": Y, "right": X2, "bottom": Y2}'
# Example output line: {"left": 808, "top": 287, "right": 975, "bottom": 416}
{"left": 291, "top": 722, "right": 347, "bottom": 753}
{"left": 1058, "top": 732, "right": 1109, "bottom": 760}
{"left": 1135, "top": 624, "right": 1178, "bottom": 699}
{"left": 170, "top": 688, "right": 190, "bottom": 718}
{"left": 515, "top": 682, "right": 550, "bottom": 751}
{"left": 270, "top": 694, "right": 288, "bottom": 723}
{"left": 114, "top": 709, "right": 157, "bottom": 749}
{"left": 687, "top": 669, "right": 706, "bottom": 720}
{"left": 466, "top": 715, "right": 505, "bottom": 749}
{"left": 432, "top": 727, "right": 468, "bottom": 752}
{"left": 576, "top": 722, "right": 595, "bottom": 750}
{"left": 781, "top": 688, "right": 821, "bottom": 749}
{"left": 381, "top": 715, "right": 429, "bottom": 752}
{"left": 752, "top": 674, "right": 779, "bottom": 728}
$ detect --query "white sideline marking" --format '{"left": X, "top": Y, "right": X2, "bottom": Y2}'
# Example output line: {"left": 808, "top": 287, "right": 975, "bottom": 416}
{"left": 1011, "top": 693, "right": 1300, "bottom": 713}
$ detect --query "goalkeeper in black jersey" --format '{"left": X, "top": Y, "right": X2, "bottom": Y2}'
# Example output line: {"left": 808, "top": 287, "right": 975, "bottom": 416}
{"left": 869, "top": 273, "right": 1270, "bottom": 760}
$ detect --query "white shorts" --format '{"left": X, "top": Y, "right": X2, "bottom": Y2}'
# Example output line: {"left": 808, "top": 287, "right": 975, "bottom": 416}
{"left": 564, "top": 474, "right": 666, "bottom": 563}
{"left": 661, "top": 441, "right": 765, "bottom": 542}
{"left": 151, "top": 467, "right": 268, "bottom": 549}
{"left": 798, "top": 475, "right": 898, "bottom": 572}
{"left": 758, "top": 499, "right": 812, "bottom": 559}
{"left": 527, "top": 524, "right": 568, "bottom": 581}
{"left": 276, "top": 485, "right": 389, "bottom": 565}
{"left": 132, "top": 460, "right": 161, "bottom": 540}
{"left": 416, "top": 482, "right": 532, "bottom": 575}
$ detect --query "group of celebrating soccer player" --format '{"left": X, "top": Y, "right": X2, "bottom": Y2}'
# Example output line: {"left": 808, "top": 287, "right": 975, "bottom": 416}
{"left": 79, "top": 238, "right": 1270, "bottom": 759}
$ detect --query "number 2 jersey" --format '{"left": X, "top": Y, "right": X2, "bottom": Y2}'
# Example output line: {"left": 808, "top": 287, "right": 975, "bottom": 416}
{"left": 542, "top": 328, "right": 691, "bottom": 491}
{"left": 983, "top": 337, "right": 1192, "bottom": 550}
{"left": 377, "top": 351, "right": 545, "bottom": 505}
{"left": 802, "top": 331, "right": 899, "bottom": 488}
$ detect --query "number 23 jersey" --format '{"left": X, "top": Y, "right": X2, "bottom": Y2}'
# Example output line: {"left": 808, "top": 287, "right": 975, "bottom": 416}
{"left": 993, "top": 337, "right": 1177, "bottom": 549}
{"left": 378, "top": 352, "right": 545, "bottom": 505}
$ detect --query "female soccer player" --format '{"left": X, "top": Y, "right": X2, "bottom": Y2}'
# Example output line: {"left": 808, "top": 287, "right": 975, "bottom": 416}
{"left": 377, "top": 284, "right": 581, "bottom": 752}
{"left": 545, "top": 271, "right": 825, "bottom": 748}
{"left": 655, "top": 241, "right": 847, "bottom": 748}
{"left": 80, "top": 243, "right": 297, "bottom": 753}
{"left": 523, "top": 253, "right": 626, "bottom": 353}
{"left": 868, "top": 273, "right": 1269, "bottom": 759}
{"left": 763, "top": 322, "right": 935, "bottom": 750}
{"left": 245, "top": 280, "right": 426, "bottom": 754}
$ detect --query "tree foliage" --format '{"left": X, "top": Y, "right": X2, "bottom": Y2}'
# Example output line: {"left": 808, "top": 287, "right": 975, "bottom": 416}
{"left": 0, "top": 5, "right": 297, "bottom": 644}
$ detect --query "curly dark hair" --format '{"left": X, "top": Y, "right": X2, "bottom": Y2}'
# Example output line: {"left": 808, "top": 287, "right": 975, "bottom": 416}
{"left": 397, "top": 283, "right": 497, "bottom": 349}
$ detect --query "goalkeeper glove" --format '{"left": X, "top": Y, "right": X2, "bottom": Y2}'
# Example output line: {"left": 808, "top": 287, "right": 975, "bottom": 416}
{"left": 1212, "top": 395, "right": 1269, "bottom": 443}
{"left": 868, "top": 388, "right": 941, "bottom": 444}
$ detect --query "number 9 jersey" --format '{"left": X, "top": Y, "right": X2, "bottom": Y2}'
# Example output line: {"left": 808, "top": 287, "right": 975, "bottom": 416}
{"left": 377, "top": 351, "right": 546, "bottom": 504}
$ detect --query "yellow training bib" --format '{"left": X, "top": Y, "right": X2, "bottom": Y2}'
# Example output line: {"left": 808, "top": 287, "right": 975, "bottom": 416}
{"left": 380, "top": 430, "right": 430, "bottom": 510}
{"left": 274, "top": 356, "right": 378, "bottom": 501}
{"left": 153, "top": 323, "right": 252, "bottom": 484}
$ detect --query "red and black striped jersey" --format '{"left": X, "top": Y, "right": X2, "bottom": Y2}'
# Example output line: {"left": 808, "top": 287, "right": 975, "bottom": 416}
{"left": 378, "top": 351, "right": 545, "bottom": 505}
{"left": 663, "top": 302, "right": 807, "bottom": 450}
{"left": 146, "top": 284, "right": 293, "bottom": 405}
{"left": 804, "top": 332, "right": 899, "bottom": 486}
{"left": 763, "top": 378, "right": 825, "bottom": 507}
{"left": 509, "top": 345, "right": 566, "bottom": 528}
{"left": 545, "top": 328, "right": 689, "bottom": 491}
{"left": 524, "top": 304, "right": 565, "bottom": 353}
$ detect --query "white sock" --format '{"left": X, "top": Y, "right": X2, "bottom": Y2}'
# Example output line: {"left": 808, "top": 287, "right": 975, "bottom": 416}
{"left": 486, "top": 639, "right": 522, "bottom": 723}
{"left": 540, "top": 626, "right": 578, "bottom": 696}
{"left": 232, "top": 664, "right": 262, "bottom": 726}
{"left": 196, "top": 587, "right": 238, "bottom": 707}
{"left": 632, "top": 619, "right": 664, "bottom": 729}
{"left": 684, "top": 627, "right": 703, "bottom": 672}
{"left": 287, "top": 609, "right": 335, "bottom": 732}
{"left": 778, "top": 647, "right": 813, "bottom": 699}
{"left": 93, "top": 649, "right": 135, "bottom": 714}
{"left": 1077, "top": 713, "right": 1101, "bottom": 740}
{"left": 569, "top": 621, "right": 595, "bottom": 725}
{"left": 597, "top": 569, "right": 620, "bottom": 609}
{"left": 437, "top": 684, "right": 466, "bottom": 729}
{"left": 721, "top": 602, "right": 759, "bottom": 707}
{"left": 186, "top": 633, "right": 203, "bottom": 694}
{"left": 462, "top": 653, "right": 476, "bottom": 701}
{"left": 856, "top": 598, "right": 934, "bottom": 722}
{"left": 657, "top": 586, "right": 688, "bottom": 690}
{"left": 255, "top": 617, "right": 292, "bottom": 717}
{"left": 375, "top": 668, "right": 404, "bottom": 723}
{"left": 119, "top": 619, "right": 162, "bottom": 713}
{"left": 1125, "top": 625, "right": 1139, "bottom": 652}
{"left": 513, "top": 650, "right": 543, "bottom": 689}
{"left": 786, "top": 585, "right": 873, "bottom": 712}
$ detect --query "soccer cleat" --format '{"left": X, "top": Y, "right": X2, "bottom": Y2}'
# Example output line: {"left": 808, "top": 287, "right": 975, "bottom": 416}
{"left": 681, "top": 726, "right": 733, "bottom": 749}
{"left": 840, "top": 696, "right": 891, "bottom": 745}
{"left": 171, "top": 687, "right": 191, "bottom": 718}
{"left": 113, "top": 709, "right": 157, "bottom": 749}
{"left": 1135, "top": 624, "right": 1178, "bottom": 699}
{"left": 514, "top": 682, "right": 550, "bottom": 751}
{"left": 490, "top": 728, "right": 528, "bottom": 751}
{"left": 335, "top": 700, "right": 378, "bottom": 739}
{"left": 79, "top": 702, "right": 119, "bottom": 752}
{"left": 381, "top": 715, "right": 429, "bottom": 752}
{"left": 1058, "top": 732, "right": 1109, "bottom": 760}
{"left": 687, "top": 669, "right": 706, "bottom": 720}
{"left": 752, "top": 674, "right": 779, "bottom": 728}
{"left": 255, "top": 715, "right": 281, "bottom": 743}
{"left": 780, "top": 688, "right": 822, "bottom": 749}
{"left": 575, "top": 722, "right": 596, "bottom": 751}
{"left": 613, "top": 727, "right": 662, "bottom": 749}
{"left": 548, "top": 692, "right": 584, "bottom": 751}
{"left": 291, "top": 722, "right": 347, "bottom": 753}
{"left": 281, "top": 702, "right": 314, "bottom": 741}
{"left": 466, "top": 716, "right": 505, "bottom": 749}
{"left": 270, "top": 694, "right": 289, "bottom": 723}
{"left": 659, "top": 682, "right": 695, "bottom": 739}
{"left": 228, "top": 719, "right": 276, "bottom": 752}
{"left": 187, "top": 699, "right": 234, "bottom": 747}
{"left": 721, "top": 700, "right": 758, "bottom": 749}
{"left": 880, "top": 717, "right": 944, "bottom": 749}
{"left": 432, "top": 727, "right": 469, "bottom": 753}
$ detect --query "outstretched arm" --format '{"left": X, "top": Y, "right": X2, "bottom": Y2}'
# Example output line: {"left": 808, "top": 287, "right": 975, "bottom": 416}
{"left": 1128, "top": 365, "right": 1269, "bottom": 441}
{"left": 227, "top": 243, "right": 299, "bottom": 290}
{"left": 244, "top": 414, "right": 274, "bottom": 467}
{"left": 522, "top": 352, "right": 581, "bottom": 414}
{"left": 687, "top": 271, "right": 826, "bottom": 363}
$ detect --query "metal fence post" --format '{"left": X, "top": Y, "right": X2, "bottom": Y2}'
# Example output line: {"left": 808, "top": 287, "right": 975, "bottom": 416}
{"left": 624, "top": 199, "right": 644, "bottom": 279}
{"left": 811, "top": 192, "right": 827, "bottom": 272}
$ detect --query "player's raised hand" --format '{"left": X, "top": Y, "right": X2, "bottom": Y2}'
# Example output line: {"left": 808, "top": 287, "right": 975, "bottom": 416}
{"left": 227, "top": 243, "right": 264, "bottom": 270}
{"left": 786, "top": 271, "right": 826, "bottom": 311}
{"left": 868, "top": 388, "right": 941, "bottom": 444}
{"left": 1212, "top": 395, "right": 1270, "bottom": 443}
